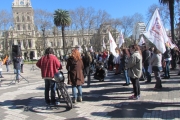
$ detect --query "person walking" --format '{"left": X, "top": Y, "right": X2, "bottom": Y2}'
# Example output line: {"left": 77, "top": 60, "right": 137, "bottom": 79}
{"left": 66, "top": 49, "right": 84, "bottom": 103}
{"left": 150, "top": 48, "right": 163, "bottom": 89}
{"left": 127, "top": 44, "right": 142, "bottom": 100}
{"left": 36, "top": 47, "right": 62, "bottom": 105}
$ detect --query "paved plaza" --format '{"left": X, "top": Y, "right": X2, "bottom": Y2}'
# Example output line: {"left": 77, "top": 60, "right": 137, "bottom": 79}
{"left": 0, "top": 64, "right": 180, "bottom": 120}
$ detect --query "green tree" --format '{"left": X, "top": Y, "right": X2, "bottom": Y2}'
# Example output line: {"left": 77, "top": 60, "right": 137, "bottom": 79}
{"left": 159, "top": 0, "right": 175, "bottom": 42}
{"left": 54, "top": 9, "right": 71, "bottom": 55}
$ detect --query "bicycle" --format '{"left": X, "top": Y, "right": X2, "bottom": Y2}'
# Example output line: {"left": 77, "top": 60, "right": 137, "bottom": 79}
{"left": 54, "top": 71, "right": 73, "bottom": 109}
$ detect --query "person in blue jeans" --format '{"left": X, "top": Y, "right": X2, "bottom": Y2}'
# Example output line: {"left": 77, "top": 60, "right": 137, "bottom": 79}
{"left": 163, "top": 45, "right": 171, "bottom": 79}
{"left": 36, "top": 47, "right": 62, "bottom": 105}
{"left": 121, "top": 48, "right": 130, "bottom": 86}
{"left": 13, "top": 56, "right": 21, "bottom": 82}
{"left": 66, "top": 49, "right": 84, "bottom": 103}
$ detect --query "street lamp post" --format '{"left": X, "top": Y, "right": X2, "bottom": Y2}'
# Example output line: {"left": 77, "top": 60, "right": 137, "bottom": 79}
{"left": 41, "top": 27, "right": 45, "bottom": 49}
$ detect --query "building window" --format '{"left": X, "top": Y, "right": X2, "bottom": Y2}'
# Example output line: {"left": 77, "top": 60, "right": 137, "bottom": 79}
{"left": 28, "top": 39, "right": 32, "bottom": 48}
{"left": 22, "top": 16, "right": 25, "bottom": 22}
{"left": 17, "top": 16, "right": 20, "bottom": 22}
{"left": 28, "top": 24, "right": 31, "bottom": 30}
{"left": 17, "top": 24, "right": 20, "bottom": 30}
{"left": 27, "top": 16, "right": 30, "bottom": 21}
{"left": 51, "top": 42, "right": 53, "bottom": 47}
{"left": 23, "top": 24, "right": 26, "bottom": 30}
{"left": 17, "top": 40, "right": 21, "bottom": 46}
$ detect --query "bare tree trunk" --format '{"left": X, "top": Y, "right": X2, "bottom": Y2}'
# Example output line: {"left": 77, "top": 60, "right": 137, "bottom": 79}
{"left": 169, "top": 1, "right": 175, "bottom": 43}
{"left": 61, "top": 26, "right": 65, "bottom": 55}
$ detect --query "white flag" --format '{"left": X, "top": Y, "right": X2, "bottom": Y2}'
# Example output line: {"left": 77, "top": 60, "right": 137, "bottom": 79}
{"left": 77, "top": 45, "right": 82, "bottom": 53}
{"left": 138, "top": 36, "right": 145, "bottom": 46}
{"left": 103, "top": 38, "right": 106, "bottom": 49}
{"left": 143, "top": 9, "right": 169, "bottom": 53}
{"left": 109, "top": 32, "right": 117, "bottom": 57}
{"left": 89, "top": 46, "right": 93, "bottom": 52}
{"left": 166, "top": 37, "right": 176, "bottom": 49}
{"left": 119, "top": 31, "right": 124, "bottom": 48}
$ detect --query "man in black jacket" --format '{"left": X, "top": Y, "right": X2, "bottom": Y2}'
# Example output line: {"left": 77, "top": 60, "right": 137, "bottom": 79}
{"left": 142, "top": 46, "right": 152, "bottom": 83}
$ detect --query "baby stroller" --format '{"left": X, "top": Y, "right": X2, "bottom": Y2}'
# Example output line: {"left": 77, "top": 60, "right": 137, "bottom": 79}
{"left": 94, "top": 62, "right": 107, "bottom": 82}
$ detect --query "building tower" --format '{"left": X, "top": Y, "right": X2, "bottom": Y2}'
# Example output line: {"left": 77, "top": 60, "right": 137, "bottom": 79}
{"left": 12, "top": 0, "right": 37, "bottom": 59}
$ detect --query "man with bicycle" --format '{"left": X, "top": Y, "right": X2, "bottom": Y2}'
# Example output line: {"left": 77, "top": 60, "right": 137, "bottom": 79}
{"left": 36, "top": 47, "right": 62, "bottom": 105}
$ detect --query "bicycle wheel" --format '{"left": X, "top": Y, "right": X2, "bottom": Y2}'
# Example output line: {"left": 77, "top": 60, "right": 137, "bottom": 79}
{"left": 59, "top": 83, "right": 73, "bottom": 109}
{"left": 56, "top": 83, "right": 62, "bottom": 101}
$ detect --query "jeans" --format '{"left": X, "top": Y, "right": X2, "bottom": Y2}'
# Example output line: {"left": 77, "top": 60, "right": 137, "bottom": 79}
{"left": 164, "top": 60, "right": 170, "bottom": 78}
{"left": 44, "top": 79, "right": 56, "bottom": 104}
{"left": 16, "top": 69, "right": 20, "bottom": 80}
{"left": 130, "top": 77, "right": 140, "bottom": 96}
{"left": 72, "top": 85, "right": 82, "bottom": 99}
{"left": 154, "top": 71, "right": 162, "bottom": 88}
{"left": 6, "top": 65, "right": 9, "bottom": 72}
{"left": 144, "top": 66, "right": 151, "bottom": 82}
{"left": 124, "top": 70, "right": 130, "bottom": 84}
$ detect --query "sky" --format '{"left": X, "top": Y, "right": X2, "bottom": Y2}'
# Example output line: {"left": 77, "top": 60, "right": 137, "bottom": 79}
{"left": 1, "top": 0, "right": 160, "bottom": 21}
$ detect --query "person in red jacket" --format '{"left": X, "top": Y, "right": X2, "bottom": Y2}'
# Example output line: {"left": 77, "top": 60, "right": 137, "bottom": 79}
{"left": 36, "top": 47, "right": 62, "bottom": 105}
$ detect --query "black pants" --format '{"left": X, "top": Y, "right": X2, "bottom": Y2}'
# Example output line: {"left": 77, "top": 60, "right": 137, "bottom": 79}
{"left": 21, "top": 64, "right": 23, "bottom": 72}
{"left": 130, "top": 77, "right": 140, "bottom": 96}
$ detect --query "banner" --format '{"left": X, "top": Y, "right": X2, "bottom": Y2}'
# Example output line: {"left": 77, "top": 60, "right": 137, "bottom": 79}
{"left": 143, "top": 9, "right": 169, "bottom": 53}
{"left": 138, "top": 36, "right": 145, "bottom": 46}
{"left": 118, "top": 31, "right": 124, "bottom": 48}
{"left": 109, "top": 32, "right": 117, "bottom": 57}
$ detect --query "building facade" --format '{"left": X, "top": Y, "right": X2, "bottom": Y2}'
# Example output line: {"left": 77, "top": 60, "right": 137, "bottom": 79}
{"left": 0, "top": 0, "right": 119, "bottom": 59}
{"left": 132, "top": 22, "right": 146, "bottom": 41}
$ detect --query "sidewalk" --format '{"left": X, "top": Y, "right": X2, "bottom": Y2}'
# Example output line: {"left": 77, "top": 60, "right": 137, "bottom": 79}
{"left": 0, "top": 64, "right": 180, "bottom": 120}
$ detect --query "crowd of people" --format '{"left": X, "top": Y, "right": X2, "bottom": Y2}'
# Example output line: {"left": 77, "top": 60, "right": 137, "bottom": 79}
{"left": 36, "top": 43, "right": 179, "bottom": 105}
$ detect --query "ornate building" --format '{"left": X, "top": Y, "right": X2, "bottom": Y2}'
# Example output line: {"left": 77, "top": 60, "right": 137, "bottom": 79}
{"left": 0, "top": 0, "right": 119, "bottom": 59}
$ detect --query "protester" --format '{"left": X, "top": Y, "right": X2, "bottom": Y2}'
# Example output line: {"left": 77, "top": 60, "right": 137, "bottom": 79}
{"left": 13, "top": 56, "right": 21, "bottom": 82}
{"left": 162, "top": 44, "right": 171, "bottom": 79}
{"left": 5, "top": 58, "right": 10, "bottom": 72}
{"left": 108, "top": 52, "right": 114, "bottom": 71}
{"left": 113, "top": 49, "right": 121, "bottom": 75}
{"left": 20, "top": 57, "right": 24, "bottom": 73}
{"left": 127, "top": 44, "right": 142, "bottom": 100}
{"left": 150, "top": 48, "right": 162, "bottom": 89}
{"left": 0, "top": 59, "right": 3, "bottom": 78}
{"left": 170, "top": 48, "right": 177, "bottom": 70}
{"left": 36, "top": 47, "right": 62, "bottom": 105}
{"left": 142, "top": 45, "right": 152, "bottom": 83}
{"left": 121, "top": 48, "right": 130, "bottom": 86}
{"left": 82, "top": 51, "right": 92, "bottom": 87}
{"left": 66, "top": 49, "right": 84, "bottom": 103}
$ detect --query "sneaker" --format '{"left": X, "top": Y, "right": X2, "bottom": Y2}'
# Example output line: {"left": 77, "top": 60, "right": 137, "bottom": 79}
{"left": 72, "top": 98, "right": 77, "bottom": 103}
{"left": 77, "top": 97, "right": 82, "bottom": 102}
{"left": 129, "top": 95, "right": 139, "bottom": 100}
{"left": 123, "top": 83, "right": 130, "bottom": 86}
{"left": 51, "top": 102, "right": 60, "bottom": 106}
